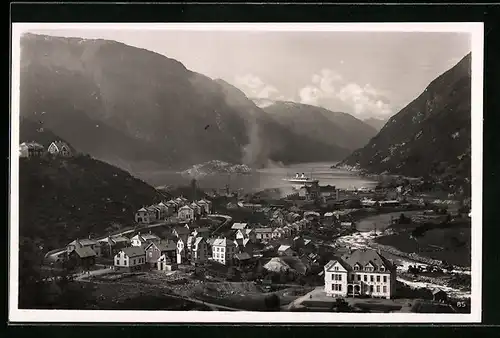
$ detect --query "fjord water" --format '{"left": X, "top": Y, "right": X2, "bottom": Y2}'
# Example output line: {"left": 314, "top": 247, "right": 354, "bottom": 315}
{"left": 141, "top": 162, "right": 378, "bottom": 193}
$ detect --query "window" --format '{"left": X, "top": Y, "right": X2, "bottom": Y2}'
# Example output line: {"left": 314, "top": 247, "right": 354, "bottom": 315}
{"left": 380, "top": 266, "right": 385, "bottom": 272}
{"left": 363, "top": 275, "right": 367, "bottom": 282}
{"left": 357, "top": 274, "right": 361, "bottom": 281}
{"left": 354, "top": 265, "right": 359, "bottom": 271}
{"left": 133, "top": 259, "right": 136, "bottom": 265}
{"left": 149, "top": 252, "right": 153, "bottom": 257}
{"left": 116, "top": 259, "right": 119, "bottom": 265}
{"left": 376, "top": 275, "right": 380, "bottom": 282}
{"left": 338, "top": 274, "right": 342, "bottom": 281}
{"left": 370, "top": 275, "right": 374, "bottom": 282}
{"left": 383, "top": 286, "right": 387, "bottom": 293}
{"left": 383, "top": 276, "right": 387, "bottom": 283}
{"left": 370, "top": 285, "right": 374, "bottom": 292}
{"left": 338, "top": 284, "right": 342, "bottom": 292}
{"left": 334, "top": 266, "right": 339, "bottom": 271}
{"left": 376, "top": 286, "right": 380, "bottom": 293}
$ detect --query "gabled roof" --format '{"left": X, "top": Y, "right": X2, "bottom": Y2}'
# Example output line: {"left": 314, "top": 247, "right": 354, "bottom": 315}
{"left": 179, "top": 205, "right": 193, "bottom": 211}
{"left": 156, "top": 240, "right": 177, "bottom": 252}
{"left": 20, "top": 141, "right": 44, "bottom": 149}
{"left": 193, "top": 237, "right": 205, "bottom": 248}
{"left": 173, "top": 226, "right": 190, "bottom": 235}
{"left": 74, "top": 246, "right": 96, "bottom": 258}
{"left": 278, "top": 245, "right": 292, "bottom": 252}
{"left": 213, "top": 238, "right": 236, "bottom": 247}
{"left": 110, "top": 235, "right": 130, "bottom": 244}
{"left": 137, "top": 207, "right": 148, "bottom": 212}
{"left": 341, "top": 249, "right": 395, "bottom": 271}
{"left": 141, "top": 233, "right": 160, "bottom": 241}
{"left": 194, "top": 227, "right": 210, "bottom": 234}
{"left": 234, "top": 252, "right": 252, "bottom": 261}
{"left": 231, "top": 222, "right": 248, "bottom": 230}
{"left": 324, "top": 258, "right": 351, "bottom": 272}
{"left": 121, "top": 246, "right": 145, "bottom": 258}
{"left": 432, "top": 288, "right": 447, "bottom": 295}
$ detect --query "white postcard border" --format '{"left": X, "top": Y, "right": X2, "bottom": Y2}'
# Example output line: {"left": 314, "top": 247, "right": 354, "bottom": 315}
{"left": 9, "top": 22, "right": 484, "bottom": 324}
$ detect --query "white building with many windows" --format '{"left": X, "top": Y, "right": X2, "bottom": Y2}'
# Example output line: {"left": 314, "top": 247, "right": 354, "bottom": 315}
{"left": 324, "top": 249, "right": 397, "bottom": 299}
{"left": 211, "top": 238, "right": 237, "bottom": 265}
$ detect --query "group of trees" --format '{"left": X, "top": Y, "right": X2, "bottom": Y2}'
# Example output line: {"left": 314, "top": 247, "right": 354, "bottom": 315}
{"left": 18, "top": 237, "right": 95, "bottom": 309}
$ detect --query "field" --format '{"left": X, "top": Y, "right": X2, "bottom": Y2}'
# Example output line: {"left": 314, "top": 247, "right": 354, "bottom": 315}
{"left": 376, "top": 222, "right": 471, "bottom": 267}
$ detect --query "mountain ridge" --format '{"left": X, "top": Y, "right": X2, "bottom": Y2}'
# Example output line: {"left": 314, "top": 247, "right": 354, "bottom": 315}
{"left": 339, "top": 52, "right": 472, "bottom": 192}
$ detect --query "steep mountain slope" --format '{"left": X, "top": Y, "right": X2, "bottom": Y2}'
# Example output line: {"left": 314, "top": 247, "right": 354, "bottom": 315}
{"left": 363, "top": 117, "right": 388, "bottom": 131}
{"left": 215, "top": 80, "right": 352, "bottom": 166}
{"left": 340, "top": 53, "right": 472, "bottom": 183}
{"left": 20, "top": 33, "right": 349, "bottom": 172}
{"left": 18, "top": 124, "right": 163, "bottom": 250}
{"left": 253, "top": 99, "right": 378, "bottom": 151}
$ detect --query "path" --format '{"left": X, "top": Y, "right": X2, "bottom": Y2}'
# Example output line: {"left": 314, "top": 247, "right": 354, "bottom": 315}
{"left": 208, "top": 214, "right": 233, "bottom": 236}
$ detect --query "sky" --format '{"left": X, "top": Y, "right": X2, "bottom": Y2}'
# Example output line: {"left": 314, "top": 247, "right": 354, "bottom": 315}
{"left": 27, "top": 28, "right": 471, "bottom": 120}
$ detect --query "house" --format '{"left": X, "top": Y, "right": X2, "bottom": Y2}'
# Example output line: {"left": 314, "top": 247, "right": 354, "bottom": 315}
{"left": 67, "top": 238, "right": 102, "bottom": 257}
{"left": 130, "top": 232, "right": 161, "bottom": 247}
{"left": 156, "top": 202, "right": 170, "bottom": 219}
{"left": 212, "top": 238, "right": 237, "bottom": 265}
{"left": 135, "top": 207, "right": 156, "bottom": 224}
{"left": 235, "top": 238, "right": 254, "bottom": 255}
{"left": 176, "top": 238, "right": 187, "bottom": 264}
{"left": 148, "top": 205, "right": 162, "bottom": 221}
{"left": 272, "top": 228, "right": 286, "bottom": 239}
{"left": 278, "top": 245, "right": 295, "bottom": 257}
{"left": 190, "top": 237, "right": 208, "bottom": 265}
{"left": 174, "top": 197, "right": 188, "bottom": 207}
{"left": 234, "top": 252, "right": 253, "bottom": 267}
{"left": 190, "top": 202, "right": 202, "bottom": 216}
{"left": 68, "top": 246, "right": 96, "bottom": 271}
{"left": 157, "top": 254, "right": 177, "bottom": 271}
{"left": 432, "top": 289, "right": 448, "bottom": 303}
{"left": 254, "top": 228, "right": 273, "bottom": 242}
{"left": 320, "top": 185, "right": 338, "bottom": 198}
{"left": 114, "top": 247, "right": 146, "bottom": 272}
{"left": 231, "top": 222, "right": 248, "bottom": 231}
{"left": 192, "top": 227, "right": 210, "bottom": 239}
{"left": 178, "top": 205, "right": 195, "bottom": 221}
{"left": 144, "top": 240, "right": 177, "bottom": 267}
{"left": 324, "top": 249, "right": 397, "bottom": 299}
{"left": 98, "top": 235, "right": 130, "bottom": 257}
{"left": 172, "top": 226, "right": 190, "bottom": 244}
{"left": 47, "top": 140, "right": 72, "bottom": 157}
{"left": 197, "top": 199, "right": 212, "bottom": 214}
{"left": 19, "top": 142, "right": 44, "bottom": 158}
{"left": 166, "top": 200, "right": 179, "bottom": 213}
{"left": 236, "top": 228, "right": 256, "bottom": 243}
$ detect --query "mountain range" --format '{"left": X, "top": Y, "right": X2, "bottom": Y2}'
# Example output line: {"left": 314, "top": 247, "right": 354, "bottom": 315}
{"left": 19, "top": 33, "right": 376, "bottom": 173}
{"left": 363, "top": 117, "right": 388, "bottom": 131}
{"left": 340, "top": 53, "right": 472, "bottom": 186}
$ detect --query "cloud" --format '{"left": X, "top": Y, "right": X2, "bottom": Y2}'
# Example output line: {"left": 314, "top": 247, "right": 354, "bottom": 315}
{"left": 234, "top": 74, "right": 279, "bottom": 100}
{"left": 298, "top": 68, "right": 393, "bottom": 119}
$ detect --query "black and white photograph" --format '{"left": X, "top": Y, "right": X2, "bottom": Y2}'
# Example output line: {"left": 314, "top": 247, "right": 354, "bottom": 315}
{"left": 9, "top": 22, "right": 483, "bottom": 323}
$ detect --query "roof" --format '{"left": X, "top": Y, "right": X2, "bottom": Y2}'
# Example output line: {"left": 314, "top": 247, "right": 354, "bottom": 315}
{"left": 179, "top": 205, "right": 193, "bottom": 211}
{"left": 121, "top": 246, "right": 145, "bottom": 258}
{"left": 110, "top": 235, "right": 130, "bottom": 244}
{"left": 195, "top": 227, "right": 210, "bottom": 233}
{"left": 193, "top": 237, "right": 205, "bottom": 247}
{"left": 234, "top": 252, "right": 252, "bottom": 261}
{"left": 74, "top": 246, "right": 96, "bottom": 258}
{"left": 278, "top": 245, "right": 292, "bottom": 252}
{"left": 173, "top": 227, "right": 190, "bottom": 235}
{"left": 154, "top": 240, "right": 177, "bottom": 252}
{"left": 68, "top": 239, "right": 99, "bottom": 247}
{"left": 137, "top": 207, "right": 148, "bottom": 212}
{"left": 213, "top": 238, "right": 236, "bottom": 247}
{"left": 231, "top": 222, "right": 248, "bottom": 230}
{"left": 51, "top": 140, "right": 70, "bottom": 148}
{"left": 254, "top": 227, "right": 273, "bottom": 233}
{"left": 340, "top": 249, "right": 395, "bottom": 271}
{"left": 141, "top": 233, "right": 160, "bottom": 241}
{"left": 20, "top": 141, "right": 44, "bottom": 149}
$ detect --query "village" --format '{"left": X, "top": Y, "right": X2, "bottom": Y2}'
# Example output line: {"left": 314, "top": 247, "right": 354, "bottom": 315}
{"left": 21, "top": 140, "right": 471, "bottom": 313}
